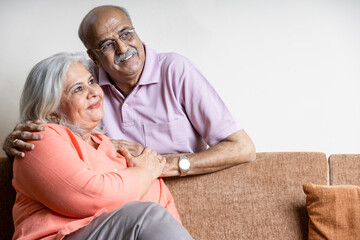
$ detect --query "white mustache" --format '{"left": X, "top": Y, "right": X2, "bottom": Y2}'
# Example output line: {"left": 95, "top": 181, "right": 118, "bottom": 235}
{"left": 114, "top": 48, "right": 138, "bottom": 64}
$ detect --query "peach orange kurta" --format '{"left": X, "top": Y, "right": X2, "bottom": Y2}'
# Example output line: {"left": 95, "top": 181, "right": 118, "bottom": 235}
{"left": 12, "top": 124, "right": 180, "bottom": 240}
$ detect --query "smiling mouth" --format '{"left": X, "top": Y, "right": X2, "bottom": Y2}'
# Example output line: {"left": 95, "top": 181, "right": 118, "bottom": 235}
{"left": 120, "top": 53, "right": 134, "bottom": 62}
{"left": 114, "top": 48, "right": 138, "bottom": 65}
{"left": 87, "top": 100, "right": 101, "bottom": 110}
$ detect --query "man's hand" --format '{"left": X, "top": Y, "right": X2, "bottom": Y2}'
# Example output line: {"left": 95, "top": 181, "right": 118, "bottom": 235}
{"left": 2, "top": 120, "right": 45, "bottom": 159}
{"left": 111, "top": 139, "right": 144, "bottom": 157}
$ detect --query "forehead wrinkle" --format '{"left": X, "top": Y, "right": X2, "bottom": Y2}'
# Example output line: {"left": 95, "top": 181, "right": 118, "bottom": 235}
{"left": 95, "top": 18, "right": 129, "bottom": 47}
{"left": 103, "top": 18, "right": 119, "bottom": 32}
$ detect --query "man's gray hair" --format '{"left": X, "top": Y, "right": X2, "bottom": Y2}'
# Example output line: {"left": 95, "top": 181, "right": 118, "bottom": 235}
{"left": 78, "top": 5, "right": 132, "bottom": 49}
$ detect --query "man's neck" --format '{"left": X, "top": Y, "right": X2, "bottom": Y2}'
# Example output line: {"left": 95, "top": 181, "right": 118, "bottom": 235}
{"left": 109, "top": 74, "right": 139, "bottom": 97}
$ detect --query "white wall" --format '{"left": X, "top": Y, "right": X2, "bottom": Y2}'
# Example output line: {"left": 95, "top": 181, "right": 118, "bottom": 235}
{"left": 1, "top": 0, "right": 359, "bottom": 157}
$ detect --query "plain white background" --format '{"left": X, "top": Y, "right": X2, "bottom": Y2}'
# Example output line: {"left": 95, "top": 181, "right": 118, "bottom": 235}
{"left": 1, "top": 0, "right": 359, "bottom": 157}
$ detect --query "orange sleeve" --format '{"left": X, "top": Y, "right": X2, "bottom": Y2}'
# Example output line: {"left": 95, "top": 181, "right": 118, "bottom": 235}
{"left": 12, "top": 125, "right": 141, "bottom": 218}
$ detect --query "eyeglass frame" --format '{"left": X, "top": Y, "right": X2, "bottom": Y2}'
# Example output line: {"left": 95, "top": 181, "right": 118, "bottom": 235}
{"left": 90, "top": 28, "right": 136, "bottom": 56}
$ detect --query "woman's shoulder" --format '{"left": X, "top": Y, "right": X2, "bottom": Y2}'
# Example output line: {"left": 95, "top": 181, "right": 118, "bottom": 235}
{"left": 18, "top": 124, "right": 81, "bottom": 162}
{"left": 42, "top": 123, "right": 74, "bottom": 137}
{"left": 34, "top": 123, "right": 83, "bottom": 147}
{"left": 43, "top": 123, "right": 67, "bottom": 131}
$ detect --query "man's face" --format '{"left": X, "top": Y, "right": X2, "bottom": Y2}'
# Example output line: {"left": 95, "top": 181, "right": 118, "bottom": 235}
{"left": 86, "top": 9, "right": 145, "bottom": 83}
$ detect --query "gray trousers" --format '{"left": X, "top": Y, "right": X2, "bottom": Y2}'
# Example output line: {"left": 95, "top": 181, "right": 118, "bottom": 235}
{"left": 64, "top": 201, "right": 193, "bottom": 240}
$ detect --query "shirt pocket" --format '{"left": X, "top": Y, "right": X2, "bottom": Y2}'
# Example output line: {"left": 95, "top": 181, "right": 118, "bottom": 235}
{"left": 143, "top": 118, "right": 187, "bottom": 154}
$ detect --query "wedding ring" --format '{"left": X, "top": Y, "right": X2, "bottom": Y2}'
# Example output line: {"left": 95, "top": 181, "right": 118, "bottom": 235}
{"left": 13, "top": 139, "right": 19, "bottom": 146}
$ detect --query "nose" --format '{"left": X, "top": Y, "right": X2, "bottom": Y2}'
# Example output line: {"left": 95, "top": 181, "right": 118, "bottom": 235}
{"left": 87, "top": 85, "right": 100, "bottom": 98}
{"left": 114, "top": 38, "right": 128, "bottom": 54}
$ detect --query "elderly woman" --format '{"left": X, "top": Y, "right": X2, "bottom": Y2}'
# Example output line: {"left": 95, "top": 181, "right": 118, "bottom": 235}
{"left": 12, "top": 52, "right": 193, "bottom": 240}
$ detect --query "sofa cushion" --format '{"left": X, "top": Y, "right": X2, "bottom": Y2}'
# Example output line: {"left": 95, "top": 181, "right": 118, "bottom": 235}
{"left": 164, "top": 152, "right": 328, "bottom": 240}
{"left": 303, "top": 183, "right": 360, "bottom": 239}
{"left": 0, "top": 157, "right": 16, "bottom": 240}
{"left": 329, "top": 154, "right": 360, "bottom": 185}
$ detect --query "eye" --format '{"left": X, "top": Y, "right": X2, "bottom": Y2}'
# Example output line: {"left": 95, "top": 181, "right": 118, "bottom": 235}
{"left": 122, "top": 32, "right": 130, "bottom": 38}
{"left": 73, "top": 86, "right": 83, "bottom": 93}
{"left": 89, "top": 78, "right": 95, "bottom": 85}
{"left": 101, "top": 41, "right": 115, "bottom": 52}
{"left": 120, "top": 31, "right": 133, "bottom": 41}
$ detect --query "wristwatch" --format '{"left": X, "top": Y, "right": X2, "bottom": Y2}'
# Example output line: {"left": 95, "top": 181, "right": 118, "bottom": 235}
{"left": 178, "top": 156, "right": 190, "bottom": 176}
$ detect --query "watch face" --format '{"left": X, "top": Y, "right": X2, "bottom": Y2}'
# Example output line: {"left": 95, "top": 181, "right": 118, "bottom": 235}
{"left": 179, "top": 159, "right": 190, "bottom": 169}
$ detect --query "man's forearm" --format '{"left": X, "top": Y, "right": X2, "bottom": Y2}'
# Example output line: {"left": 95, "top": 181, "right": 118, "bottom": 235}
{"left": 160, "top": 130, "right": 256, "bottom": 177}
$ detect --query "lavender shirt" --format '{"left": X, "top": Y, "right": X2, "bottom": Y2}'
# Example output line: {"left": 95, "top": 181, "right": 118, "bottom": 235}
{"left": 92, "top": 44, "right": 242, "bottom": 154}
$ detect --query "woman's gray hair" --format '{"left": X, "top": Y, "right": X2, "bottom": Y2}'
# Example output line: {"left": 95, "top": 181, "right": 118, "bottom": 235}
{"left": 20, "top": 52, "right": 104, "bottom": 135}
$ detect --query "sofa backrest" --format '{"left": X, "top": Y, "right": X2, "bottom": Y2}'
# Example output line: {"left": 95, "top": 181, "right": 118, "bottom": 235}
{"left": 164, "top": 152, "right": 329, "bottom": 240}
{"left": 329, "top": 154, "right": 360, "bottom": 185}
{"left": 0, "top": 153, "right": 332, "bottom": 240}
{"left": 0, "top": 157, "right": 15, "bottom": 240}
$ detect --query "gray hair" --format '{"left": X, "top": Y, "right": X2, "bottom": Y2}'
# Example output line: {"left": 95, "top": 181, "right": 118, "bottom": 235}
{"left": 78, "top": 5, "right": 133, "bottom": 49}
{"left": 20, "top": 52, "right": 105, "bottom": 135}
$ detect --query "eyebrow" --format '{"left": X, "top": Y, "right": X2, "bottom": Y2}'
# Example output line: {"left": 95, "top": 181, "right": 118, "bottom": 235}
{"left": 67, "top": 82, "right": 82, "bottom": 93}
{"left": 67, "top": 75, "right": 93, "bottom": 93}
{"left": 97, "top": 26, "right": 131, "bottom": 47}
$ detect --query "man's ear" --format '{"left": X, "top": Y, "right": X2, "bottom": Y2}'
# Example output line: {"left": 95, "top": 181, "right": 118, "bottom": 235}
{"left": 87, "top": 49, "right": 102, "bottom": 68}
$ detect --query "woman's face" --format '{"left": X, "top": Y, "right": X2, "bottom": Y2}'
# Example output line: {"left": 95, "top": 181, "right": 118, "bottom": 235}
{"left": 58, "top": 62, "right": 104, "bottom": 132}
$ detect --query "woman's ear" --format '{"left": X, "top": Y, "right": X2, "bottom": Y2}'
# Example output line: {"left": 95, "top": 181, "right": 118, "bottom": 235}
{"left": 87, "top": 49, "right": 102, "bottom": 68}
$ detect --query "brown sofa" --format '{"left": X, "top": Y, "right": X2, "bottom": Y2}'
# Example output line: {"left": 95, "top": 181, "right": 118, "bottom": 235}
{"left": 1, "top": 152, "right": 359, "bottom": 240}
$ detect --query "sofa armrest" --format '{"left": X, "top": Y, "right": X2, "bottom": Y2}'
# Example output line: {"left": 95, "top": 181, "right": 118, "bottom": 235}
{"left": 0, "top": 157, "right": 16, "bottom": 240}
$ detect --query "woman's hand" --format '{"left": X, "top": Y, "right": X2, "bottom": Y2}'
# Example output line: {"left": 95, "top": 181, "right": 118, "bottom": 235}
{"left": 2, "top": 120, "right": 45, "bottom": 159}
{"left": 119, "top": 146, "right": 166, "bottom": 181}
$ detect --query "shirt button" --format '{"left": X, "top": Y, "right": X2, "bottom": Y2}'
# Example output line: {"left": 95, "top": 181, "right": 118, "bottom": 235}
{"left": 123, "top": 103, "right": 128, "bottom": 108}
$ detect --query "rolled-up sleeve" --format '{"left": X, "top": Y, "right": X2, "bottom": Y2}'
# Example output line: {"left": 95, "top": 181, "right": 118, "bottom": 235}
{"left": 177, "top": 60, "right": 243, "bottom": 146}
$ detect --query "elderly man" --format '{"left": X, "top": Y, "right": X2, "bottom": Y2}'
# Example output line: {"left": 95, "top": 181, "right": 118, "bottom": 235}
{"left": 3, "top": 5, "right": 255, "bottom": 177}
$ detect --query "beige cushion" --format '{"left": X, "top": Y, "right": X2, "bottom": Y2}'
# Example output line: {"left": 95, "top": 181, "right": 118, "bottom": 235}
{"left": 303, "top": 183, "right": 360, "bottom": 240}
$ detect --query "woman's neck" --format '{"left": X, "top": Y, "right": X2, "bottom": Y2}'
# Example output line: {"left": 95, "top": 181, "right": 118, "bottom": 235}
{"left": 64, "top": 123, "right": 99, "bottom": 149}
{"left": 81, "top": 132, "right": 99, "bottom": 149}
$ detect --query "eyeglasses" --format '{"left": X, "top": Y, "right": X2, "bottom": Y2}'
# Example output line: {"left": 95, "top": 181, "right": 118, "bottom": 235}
{"left": 91, "top": 28, "right": 136, "bottom": 56}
